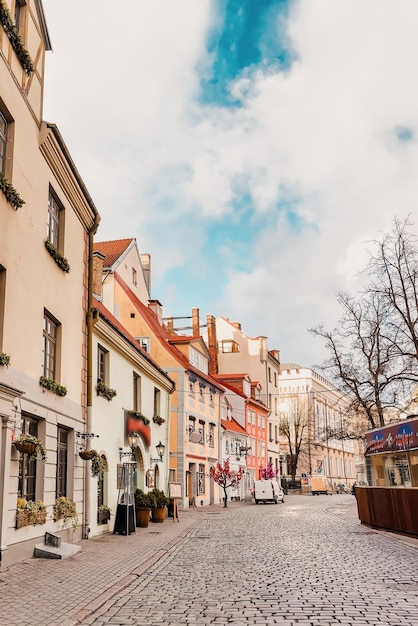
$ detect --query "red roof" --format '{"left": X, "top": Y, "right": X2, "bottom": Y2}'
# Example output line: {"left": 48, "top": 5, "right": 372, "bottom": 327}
{"left": 92, "top": 297, "right": 174, "bottom": 389}
{"left": 221, "top": 418, "right": 247, "bottom": 435}
{"left": 115, "top": 273, "right": 225, "bottom": 392}
{"left": 94, "top": 239, "right": 133, "bottom": 268}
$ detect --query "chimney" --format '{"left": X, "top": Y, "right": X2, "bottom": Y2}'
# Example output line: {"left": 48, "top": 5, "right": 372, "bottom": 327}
{"left": 206, "top": 314, "right": 218, "bottom": 375}
{"left": 192, "top": 307, "right": 200, "bottom": 336}
{"left": 141, "top": 253, "right": 151, "bottom": 296}
{"left": 93, "top": 251, "right": 105, "bottom": 299}
{"left": 259, "top": 336, "right": 268, "bottom": 363}
{"left": 148, "top": 299, "right": 163, "bottom": 325}
{"left": 166, "top": 317, "right": 174, "bottom": 334}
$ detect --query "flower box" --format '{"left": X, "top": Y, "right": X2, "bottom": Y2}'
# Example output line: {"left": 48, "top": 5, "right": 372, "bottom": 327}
{"left": 97, "top": 509, "right": 111, "bottom": 524}
{"left": 16, "top": 508, "right": 47, "bottom": 529}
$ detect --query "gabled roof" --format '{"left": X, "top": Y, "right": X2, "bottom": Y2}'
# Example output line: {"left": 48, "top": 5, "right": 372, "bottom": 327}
{"left": 213, "top": 374, "right": 268, "bottom": 412}
{"left": 94, "top": 239, "right": 134, "bottom": 270}
{"left": 115, "top": 274, "right": 225, "bottom": 392}
{"left": 221, "top": 418, "right": 247, "bottom": 435}
{"left": 92, "top": 297, "right": 175, "bottom": 390}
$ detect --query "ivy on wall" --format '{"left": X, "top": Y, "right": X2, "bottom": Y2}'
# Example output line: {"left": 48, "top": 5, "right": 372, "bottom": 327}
{"left": 44, "top": 240, "right": 71, "bottom": 273}
{"left": 0, "top": 172, "right": 25, "bottom": 209}
{"left": 0, "top": 0, "right": 34, "bottom": 75}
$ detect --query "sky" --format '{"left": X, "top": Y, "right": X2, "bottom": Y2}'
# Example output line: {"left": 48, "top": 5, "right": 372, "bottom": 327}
{"left": 41, "top": 0, "right": 418, "bottom": 369}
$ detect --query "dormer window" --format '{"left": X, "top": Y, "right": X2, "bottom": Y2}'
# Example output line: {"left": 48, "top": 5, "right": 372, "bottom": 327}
{"left": 189, "top": 346, "right": 208, "bottom": 374}
{"left": 135, "top": 337, "right": 150, "bottom": 352}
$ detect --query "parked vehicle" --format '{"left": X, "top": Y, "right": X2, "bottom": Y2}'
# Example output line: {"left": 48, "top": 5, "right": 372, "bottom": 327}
{"left": 336, "top": 483, "right": 348, "bottom": 494}
{"left": 311, "top": 476, "right": 332, "bottom": 495}
{"left": 254, "top": 480, "right": 285, "bottom": 504}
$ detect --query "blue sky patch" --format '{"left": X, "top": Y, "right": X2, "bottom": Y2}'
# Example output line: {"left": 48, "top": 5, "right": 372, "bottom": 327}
{"left": 200, "top": 0, "right": 293, "bottom": 107}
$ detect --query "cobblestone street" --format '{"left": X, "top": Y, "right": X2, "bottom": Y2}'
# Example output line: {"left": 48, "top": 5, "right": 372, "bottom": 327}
{"left": 1, "top": 496, "right": 417, "bottom": 626}
{"left": 81, "top": 496, "right": 418, "bottom": 626}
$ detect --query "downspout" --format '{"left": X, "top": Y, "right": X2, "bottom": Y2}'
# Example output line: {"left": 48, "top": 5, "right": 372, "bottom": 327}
{"left": 84, "top": 214, "right": 100, "bottom": 539}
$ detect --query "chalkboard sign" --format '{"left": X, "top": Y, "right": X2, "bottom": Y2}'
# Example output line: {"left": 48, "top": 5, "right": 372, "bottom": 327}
{"left": 168, "top": 482, "right": 182, "bottom": 499}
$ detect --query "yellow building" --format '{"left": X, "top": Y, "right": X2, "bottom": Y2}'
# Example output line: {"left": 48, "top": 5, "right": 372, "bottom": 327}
{"left": 93, "top": 239, "right": 225, "bottom": 507}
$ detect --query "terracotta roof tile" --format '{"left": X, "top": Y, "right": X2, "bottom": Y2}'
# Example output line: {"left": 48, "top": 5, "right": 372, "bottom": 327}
{"left": 92, "top": 297, "right": 175, "bottom": 389}
{"left": 221, "top": 418, "right": 247, "bottom": 435}
{"left": 115, "top": 274, "right": 225, "bottom": 392}
{"left": 94, "top": 239, "right": 134, "bottom": 268}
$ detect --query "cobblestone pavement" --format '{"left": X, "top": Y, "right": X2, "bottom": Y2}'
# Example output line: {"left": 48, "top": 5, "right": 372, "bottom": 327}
{"left": 0, "top": 496, "right": 417, "bottom": 626}
{"left": 79, "top": 495, "right": 418, "bottom": 626}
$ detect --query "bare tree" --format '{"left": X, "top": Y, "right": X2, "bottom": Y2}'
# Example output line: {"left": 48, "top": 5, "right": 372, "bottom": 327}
{"left": 311, "top": 217, "right": 418, "bottom": 429}
{"left": 278, "top": 395, "right": 311, "bottom": 481}
{"left": 368, "top": 216, "right": 418, "bottom": 374}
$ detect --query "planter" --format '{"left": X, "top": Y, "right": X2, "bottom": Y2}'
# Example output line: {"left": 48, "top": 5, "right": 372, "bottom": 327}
{"left": 151, "top": 507, "right": 166, "bottom": 523}
{"left": 97, "top": 510, "right": 111, "bottom": 524}
{"left": 16, "top": 509, "right": 47, "bottom": 529}
{"left": 136, "top": 507, "right": 151, "bottom": 528}
{"left": 13, "top": 440, "right": 36, "bottom": 455}
{"left": 79, "top": 449, "right": 96, "bottom": 460}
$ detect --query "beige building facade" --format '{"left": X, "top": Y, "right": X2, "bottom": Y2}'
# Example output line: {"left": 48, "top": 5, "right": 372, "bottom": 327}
{"left": 211, "top": 317, "right": 283, "bottom": 478}
{"left": 0, "top": 1, "right": 99, "bottom": 568}
{"left": 279, "top": 364, "right": 358, "bottom": 490}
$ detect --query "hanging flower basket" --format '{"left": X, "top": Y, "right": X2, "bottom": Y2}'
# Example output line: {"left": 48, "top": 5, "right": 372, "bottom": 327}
{"left": 14, "top": 440, "right": 36, "bottom": 455}
{"left": 79, "top": 449, "right": 96, "bottom": 460}
{"left": 13, "top": 434, "right": 47, "bottom": 461}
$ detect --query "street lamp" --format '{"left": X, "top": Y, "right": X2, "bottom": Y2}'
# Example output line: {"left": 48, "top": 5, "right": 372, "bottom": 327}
{"left": 119, "top": 431, "right": 139, "bottom": 462}
{"left": 150, "top": 441, "right": 165, "bottom": 463}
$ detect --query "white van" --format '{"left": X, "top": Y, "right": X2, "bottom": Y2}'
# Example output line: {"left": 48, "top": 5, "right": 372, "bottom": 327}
{"left": 254, "top": 480, "right": 285, "bottom": 504}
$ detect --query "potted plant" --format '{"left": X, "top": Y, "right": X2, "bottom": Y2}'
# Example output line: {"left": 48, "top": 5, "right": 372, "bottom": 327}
{"left": 15, "top": 498, "right": 47, "bottom": 529}
{"left": 134, "top": 489, "right": 156, "bottom": 528}
{"left": 13, "top": 434, "right": 47, "bottom": 462}
{"left": 150, "top": 488, "right": 170, "bottom": 523}
{"left": 53, "top": 496, "right": 77, "bottom": 523}
{"left": 97, "top": 504, "right": 111, "bottom": 524}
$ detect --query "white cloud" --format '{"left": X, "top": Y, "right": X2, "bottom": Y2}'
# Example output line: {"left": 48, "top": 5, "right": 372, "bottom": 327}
{"left": 42, "top": 0, "right": 418, "bottom": 368}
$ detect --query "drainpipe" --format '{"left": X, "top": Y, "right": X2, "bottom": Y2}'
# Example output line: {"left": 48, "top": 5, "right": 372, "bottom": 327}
{"left": 84, "top": 214, "right": 100, "bottom": 539}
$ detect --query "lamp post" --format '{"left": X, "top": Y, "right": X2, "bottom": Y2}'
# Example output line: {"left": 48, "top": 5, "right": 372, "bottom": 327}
{"left": 150, "top": 441, "right": 165, "bottom": 464}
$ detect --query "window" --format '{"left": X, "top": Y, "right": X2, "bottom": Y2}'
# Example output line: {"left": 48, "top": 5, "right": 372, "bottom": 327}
{"left": 268, "top": 367, "right": 271, "bottom": 383}
{"left": 198, "top": 420, "right": 205, "bottom": 445}
{"left": 132, "top": 267, "right": 137, "bottom": 286}
{"left": 18, "top": 416, "right": 38, "bottom": 501}
{"left": 208, "top": 423, "right": 215, "bottom": 448}
{"left": 199, "top": 383, "right": 205, "bottom": 404}
{"left": 133, "top": 372, "right": 141, "bottom": 411}
{"left": 220, "top": 339, "right": 239, "bottom": 353}
{"left": 56, "top": 427, "right": 68, "bottom": 498}
{"left": 97, "top": 345, "right": 108, "bottom": 383}
{"left": 135, "top": 336, "right": 150, "bottom": 352}
{"left": 0, "top": 111, "right": 7, "bottom": 175}
{"left": 14, "top": 1, "right": 26, "bottom": 34}
{"left": 274, "top": 372, "right": 277, "bottom": 387}
{"left": 47, "top": 189, "right": 63, "bottom": 249}
{"left": 189, "top": 346, "right": 208, "bottom": 374}
{"left": 153, "top": 387, "right": 161, "bottom": 417}
{"left": 42, "top": 310, "right": 59, "bottom": 380}
{"left": 188, "top": 416, "right": 196, "bottom": 440}
{"left": 225, "top": 439, "right": 230, "bottom": 454}
{"left": 198, "top": 464, "right": 205, "bottom": 494}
